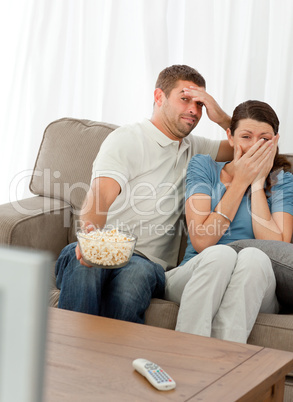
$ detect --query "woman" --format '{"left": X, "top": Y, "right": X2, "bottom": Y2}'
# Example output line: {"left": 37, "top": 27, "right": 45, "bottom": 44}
{"left": 165, "top": 100, "right": 293, "bottom": 343}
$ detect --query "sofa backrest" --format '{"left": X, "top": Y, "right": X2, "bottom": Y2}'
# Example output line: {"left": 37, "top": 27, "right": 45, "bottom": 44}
{"left": 30, "top": 118, "right": 118, "bottom": 210}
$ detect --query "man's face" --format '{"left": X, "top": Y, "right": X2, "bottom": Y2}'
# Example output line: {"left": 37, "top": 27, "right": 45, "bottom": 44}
{"left": 158, "top": 80, "right": 204, "bottom": 141}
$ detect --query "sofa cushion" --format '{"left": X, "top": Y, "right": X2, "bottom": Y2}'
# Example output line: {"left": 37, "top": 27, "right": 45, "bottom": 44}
{"left": 228, "top": 239, "right": 293, "bottom": 309}
{"left": 248, "top": 312, "right": 293, "bottom": 352}
{"left": 30, "top": 118, "right": 118, "bottom": 210}
{"left": 144, "top": 298, "right": 179, "bottom": 330}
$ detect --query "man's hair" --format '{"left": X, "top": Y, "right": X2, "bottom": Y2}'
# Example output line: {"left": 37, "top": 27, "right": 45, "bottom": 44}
{"left": 155, "top": 65, "right": 206, "bottom": 97}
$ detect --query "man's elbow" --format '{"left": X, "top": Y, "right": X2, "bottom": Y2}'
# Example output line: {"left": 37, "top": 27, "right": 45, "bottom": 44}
{"left": 216, "top": 140, "right": 233, "bottom": 162}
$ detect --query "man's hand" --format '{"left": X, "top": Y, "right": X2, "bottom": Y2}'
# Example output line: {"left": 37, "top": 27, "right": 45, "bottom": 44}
{"left": 75, "top": 223, "right": 97, "bottom": 267}
{"left": 183, "top": 86, "right": 231, "bottom": 130}
{"left": 75, "top": 243, "right": 92, "bottom": 267}
{"left": 76, "top": 177, "right": 121, "bottom": 268}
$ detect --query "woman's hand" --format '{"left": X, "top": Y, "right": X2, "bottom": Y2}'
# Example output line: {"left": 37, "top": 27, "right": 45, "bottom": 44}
{"left": 251, "top": 134, "right": 279, "bottom": 189}
{"left": 233, "top": 138, "right": 274, "bottom": 189}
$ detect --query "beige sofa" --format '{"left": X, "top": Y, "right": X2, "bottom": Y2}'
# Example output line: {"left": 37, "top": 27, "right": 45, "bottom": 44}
{"left": 1, "top": 118, "right": 293, "bottom": 399}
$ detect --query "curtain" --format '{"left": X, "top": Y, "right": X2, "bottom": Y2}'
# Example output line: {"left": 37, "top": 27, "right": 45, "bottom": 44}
{"left": 1, "top": 0, "right": 293, "bottom": 204}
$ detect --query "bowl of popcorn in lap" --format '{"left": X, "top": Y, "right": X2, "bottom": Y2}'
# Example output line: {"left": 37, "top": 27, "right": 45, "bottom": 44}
{"left": 76, "top": 227, "right": 137, "bottom": 268}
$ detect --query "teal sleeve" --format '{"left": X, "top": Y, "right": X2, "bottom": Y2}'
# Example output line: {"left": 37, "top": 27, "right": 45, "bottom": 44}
{"left": 185, "top": 155, "right": 214, "bottom": 202}
{"left": 269, "top": 171, "right": 293, "bottom": 215}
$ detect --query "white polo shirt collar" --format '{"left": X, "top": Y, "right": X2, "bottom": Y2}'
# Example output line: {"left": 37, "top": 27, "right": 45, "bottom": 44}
{"left": 143, "top": 118, "right": 191, "bottom": 152}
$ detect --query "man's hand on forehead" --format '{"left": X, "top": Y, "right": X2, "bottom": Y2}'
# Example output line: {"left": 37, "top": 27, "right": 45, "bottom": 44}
{"left": 183, "top": 86, "right": 205, "bottom": 107}
{"left": 183, "top": 86, "right": 231, "bottom": 129}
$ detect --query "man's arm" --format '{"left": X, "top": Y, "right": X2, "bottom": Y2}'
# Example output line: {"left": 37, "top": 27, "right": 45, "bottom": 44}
{"left": 76, "top": 176, "right": 121, "bottom": 266}
{"left": 79, "top": 177, "right": 120, "bottom": 228}
{"left": 216, "top": 140, "right": 234, "bottom": 162}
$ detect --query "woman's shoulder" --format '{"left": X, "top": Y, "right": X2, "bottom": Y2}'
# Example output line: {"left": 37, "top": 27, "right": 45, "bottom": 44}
{"left": 187, "top": 154, "right": 220, "bottom": 184}
{"left": 189, "top": 154, "right": 215, "bottom": 168}
{"left": 273, "top": 169, "right": 293, "bottom": 187}
{"left": 188, "top": 153, "right": 223, "bottom": 173}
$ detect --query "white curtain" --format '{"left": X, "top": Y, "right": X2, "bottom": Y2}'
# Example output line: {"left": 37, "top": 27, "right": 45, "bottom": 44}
{"left": 1, "top": 0, "right": 293, "bottom": 204}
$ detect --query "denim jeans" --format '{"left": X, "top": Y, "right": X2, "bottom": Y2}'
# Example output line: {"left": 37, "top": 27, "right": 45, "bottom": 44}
{"left": 55, "top": 242, "right": 165, "bottom": 324}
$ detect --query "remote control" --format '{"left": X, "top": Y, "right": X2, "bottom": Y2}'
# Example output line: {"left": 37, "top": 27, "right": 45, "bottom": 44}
{"left": 132, "top": 358, "right": 176, "bottom": 391}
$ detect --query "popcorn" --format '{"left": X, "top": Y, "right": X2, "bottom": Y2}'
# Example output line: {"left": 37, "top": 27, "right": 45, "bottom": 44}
{"left": 77, "top": 228, "right": 135, "bottom": 267}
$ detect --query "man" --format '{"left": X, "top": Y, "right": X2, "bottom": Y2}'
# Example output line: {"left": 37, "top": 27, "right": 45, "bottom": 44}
{"left": 55, "top": 64, "right": 232, "bottom": 323}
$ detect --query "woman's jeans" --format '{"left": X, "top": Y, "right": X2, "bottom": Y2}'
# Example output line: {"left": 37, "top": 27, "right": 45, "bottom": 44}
{"left": 55, "top": 242, "right": 165, "bottom": 324}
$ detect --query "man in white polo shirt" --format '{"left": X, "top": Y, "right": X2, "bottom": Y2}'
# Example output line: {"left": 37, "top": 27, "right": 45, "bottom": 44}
{"left": 55, "top": 65, "right": 232, "bottom": 322}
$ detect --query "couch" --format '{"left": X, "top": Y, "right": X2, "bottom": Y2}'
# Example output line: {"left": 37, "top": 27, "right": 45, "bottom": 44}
{"left": 1, "top": 118, "right": 293, "bottom": 400}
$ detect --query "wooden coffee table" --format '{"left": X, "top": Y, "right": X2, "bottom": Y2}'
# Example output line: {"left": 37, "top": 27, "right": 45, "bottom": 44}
{"left": 44, "top": 308, "right": 293, "bottom": 401}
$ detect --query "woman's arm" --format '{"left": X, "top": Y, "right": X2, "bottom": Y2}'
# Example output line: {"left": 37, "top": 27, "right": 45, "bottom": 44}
{"left": 186, "top": 183, "right": 245, "bottom": 253}
{"left": 186, "top": 139, "right": 275, "bottom": 253}
{"left": 250, "top": 186, "right": 292, "bottom": 241}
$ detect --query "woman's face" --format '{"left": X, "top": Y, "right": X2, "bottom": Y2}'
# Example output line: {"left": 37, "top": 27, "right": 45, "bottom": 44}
{"left": 227, "top": 118, "right": 275, "bottom": 155}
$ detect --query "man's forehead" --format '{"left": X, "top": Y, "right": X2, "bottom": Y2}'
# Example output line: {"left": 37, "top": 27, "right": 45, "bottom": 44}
{"left": 173, "top": 80, "right": 202, "bottom": 93}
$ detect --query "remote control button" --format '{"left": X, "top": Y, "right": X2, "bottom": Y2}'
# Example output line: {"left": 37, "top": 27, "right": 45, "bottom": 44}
{"left": 145, "top": 363, "right": 158, "bottom": 370}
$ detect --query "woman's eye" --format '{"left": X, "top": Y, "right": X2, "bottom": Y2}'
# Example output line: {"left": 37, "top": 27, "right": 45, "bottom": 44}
{"left": 262, "top": 138, "right": 270, "bottom": 142}
{"left": 181, "top": 97, "right": 188, "bottom": 101}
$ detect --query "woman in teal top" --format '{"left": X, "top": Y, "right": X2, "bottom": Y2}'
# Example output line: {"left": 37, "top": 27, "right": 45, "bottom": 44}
{"left": 165, "top": 100, "right": 293, "bottom": 343}
{"left": 181, "top": 155, "right": 293, "bottom": 263}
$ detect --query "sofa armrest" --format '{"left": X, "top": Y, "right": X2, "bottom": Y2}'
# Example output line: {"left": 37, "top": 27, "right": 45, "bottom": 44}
{"left": 0, "top": 196, "right": 71, "bottom": 258}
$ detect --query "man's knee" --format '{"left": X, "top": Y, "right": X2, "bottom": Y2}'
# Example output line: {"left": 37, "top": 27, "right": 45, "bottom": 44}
{"left": 128, "top": 256, "right": 164, "bottom": 281}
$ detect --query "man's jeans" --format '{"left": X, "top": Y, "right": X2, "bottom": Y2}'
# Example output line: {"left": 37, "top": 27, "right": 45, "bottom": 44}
{"left": 55, "top": 242, "right": 165, "bottom": 324}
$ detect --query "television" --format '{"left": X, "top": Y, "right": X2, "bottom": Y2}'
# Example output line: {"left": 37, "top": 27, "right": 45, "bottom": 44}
{"left": 0, "top": 245, "right": 52, "bottom": 402}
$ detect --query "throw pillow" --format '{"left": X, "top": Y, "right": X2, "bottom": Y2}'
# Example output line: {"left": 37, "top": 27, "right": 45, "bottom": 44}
{"left": 227, "top": 239, "right": 293, "bottom": 309}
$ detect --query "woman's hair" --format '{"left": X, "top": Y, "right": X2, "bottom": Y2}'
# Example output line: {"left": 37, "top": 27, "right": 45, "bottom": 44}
{"left": 155, "top": 65, "right": 206, "bottom": 97}
{"left": 230, "top": 100, "right": 291, "bottom": 195}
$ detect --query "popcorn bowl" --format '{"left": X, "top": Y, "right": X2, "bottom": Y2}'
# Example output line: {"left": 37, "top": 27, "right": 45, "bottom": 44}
{"left": 76, "top": 228, "right": 137, "bottom": 269}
